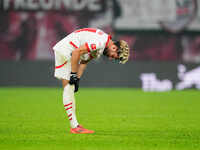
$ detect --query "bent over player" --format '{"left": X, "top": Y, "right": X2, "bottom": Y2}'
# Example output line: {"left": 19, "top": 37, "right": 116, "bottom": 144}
{"left": 53, "top": 28, "right": 130, "bottom": 134}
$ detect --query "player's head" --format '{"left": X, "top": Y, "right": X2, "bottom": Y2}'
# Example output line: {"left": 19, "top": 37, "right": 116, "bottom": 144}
{"left": 103, "top": 40, "right": 130, "bottom": 64}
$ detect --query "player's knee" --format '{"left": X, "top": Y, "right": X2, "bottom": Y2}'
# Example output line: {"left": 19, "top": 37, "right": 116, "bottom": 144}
{"left": 62, "top": 79, "right": 70, "bottom": 88}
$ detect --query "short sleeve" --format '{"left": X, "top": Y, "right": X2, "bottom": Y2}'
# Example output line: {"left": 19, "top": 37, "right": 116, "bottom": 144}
{"left": 85, "top": 40, "right": 104, "bottom": 53}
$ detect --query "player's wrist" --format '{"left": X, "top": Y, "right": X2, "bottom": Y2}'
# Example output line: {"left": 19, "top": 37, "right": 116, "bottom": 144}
{"left": 71, "top": 72, "right": 77, "bottom": 74}
{"left": 70, "top": 72, "right": 77, "bottom": 77}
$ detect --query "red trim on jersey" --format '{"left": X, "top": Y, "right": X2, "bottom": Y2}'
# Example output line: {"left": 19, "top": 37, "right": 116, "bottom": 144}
{"left": 66, "top": 106, "right": 72, "bottom": 111}
{"left": 85, "top": 43, "right": 94, "bottom": 59}
{"left": 75, "top": 28, "right": 97, "bottom": 33}
{"left": 85, "top": 42, "right": 90, "bottom": 53}
{"left": 69, "top": 41, "right": 78, "bottom": 49}
{"left": 97, "top": 31, "right": 104, "bottom": 35}
{"left": 105, "top": 35, "right": 111, "bottom": 48}
{"left": 69, "top": 118, "right": 72, "bottom": 121}
{"left": 55, "top": 61, "right": 67, "bottom": 69}
{"left": 64, "top": 102, "right": 72, "bottom": 107}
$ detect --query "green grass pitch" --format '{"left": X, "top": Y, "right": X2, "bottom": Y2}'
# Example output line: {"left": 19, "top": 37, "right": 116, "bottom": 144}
{"left": 0, "top": 87, "right": 200, "bottom": 150}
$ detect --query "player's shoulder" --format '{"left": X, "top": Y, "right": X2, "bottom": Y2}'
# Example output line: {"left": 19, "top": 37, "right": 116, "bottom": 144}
{"left": 74, "top": 28, "right": 107, "bottom": 36}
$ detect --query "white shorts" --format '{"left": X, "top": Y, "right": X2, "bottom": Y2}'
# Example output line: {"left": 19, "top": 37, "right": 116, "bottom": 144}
{"left": 54, "top": 51, "right": 71, "bottom": 80}
{"left": 53, "top": 34, "right": 77, "bottom": 80}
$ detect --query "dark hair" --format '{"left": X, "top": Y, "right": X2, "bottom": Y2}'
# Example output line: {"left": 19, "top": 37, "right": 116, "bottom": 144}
{"left": 103, "top": 41, "right": 120, "bottom": 57}
{"left": 103, "top": 47, "right": 109, "bottom": 56}
{"left": 114, "top": 41, "right": 120, "bottom": 48}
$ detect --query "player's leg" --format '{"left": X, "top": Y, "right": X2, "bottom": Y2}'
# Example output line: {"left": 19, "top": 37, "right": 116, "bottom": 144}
{"left": 62, "top": 79, "right": 79, "bottom": 128}
{"left": 63, "top": 79, "right": 94, "bottom": 134}
{"left": 65, "top": 80, "right": 95, "bottom": 134}
{"left": 54, "top": 51, "right": 94, "bottom": 134}
{"left": 54, "top": 51, "right": 79, "bottom": 129}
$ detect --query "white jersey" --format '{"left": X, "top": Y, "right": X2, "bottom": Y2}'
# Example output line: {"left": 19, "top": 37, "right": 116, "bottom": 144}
{"left": 53, "top": 28, "right": 111, "bottom": 61}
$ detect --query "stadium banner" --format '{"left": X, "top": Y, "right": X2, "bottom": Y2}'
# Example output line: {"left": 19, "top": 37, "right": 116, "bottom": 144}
{"left": 0, "top": 61, "right": 199, "bottom": 91}
{"left": 115, "top": 0, "right": 200, "bottom": 32}
{"left": 0, "top": 0, "right": 199, "bottom": 61}
{"left": 0, "top": 0, "right": 114, "bottom": 60}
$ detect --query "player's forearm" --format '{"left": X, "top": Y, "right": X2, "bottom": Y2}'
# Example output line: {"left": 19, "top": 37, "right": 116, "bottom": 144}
{"left": 71, "top": 50, "right": 81, "bottom": 73}
{"left": 77, "top": 63, "right": 88, "bottom": 78}
{"left": 71, "top": 44, "right": 89, "bottom": 73}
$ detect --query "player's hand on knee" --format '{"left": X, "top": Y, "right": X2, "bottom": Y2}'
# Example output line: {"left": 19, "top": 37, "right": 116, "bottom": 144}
{"left": 69, "top": 72, "right": 80, "bottom": 92}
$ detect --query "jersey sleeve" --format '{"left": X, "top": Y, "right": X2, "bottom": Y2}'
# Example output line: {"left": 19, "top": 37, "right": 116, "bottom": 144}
{"left": 85, "top": 40, "right": 104, "bottom": 53}
{"left": 84, "top": 32, "right": 111, "bottom": 59}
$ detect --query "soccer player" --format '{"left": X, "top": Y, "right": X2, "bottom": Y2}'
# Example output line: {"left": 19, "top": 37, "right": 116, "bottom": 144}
{"left": 53, "top": 28, "right": 129, "bottom": 134}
